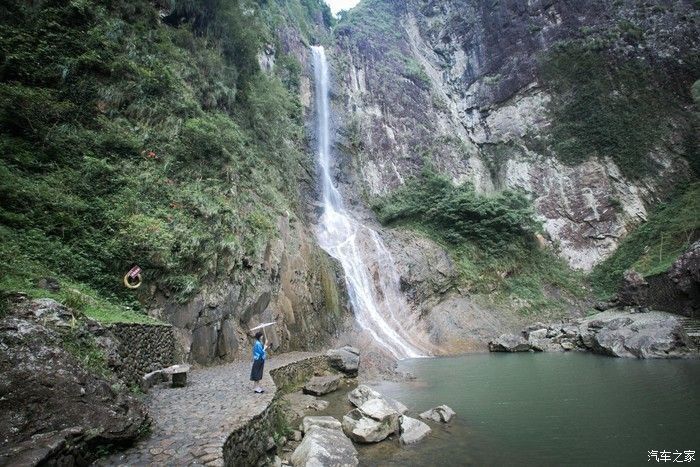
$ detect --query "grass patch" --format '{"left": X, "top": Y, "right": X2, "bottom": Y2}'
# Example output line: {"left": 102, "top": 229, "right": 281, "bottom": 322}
{"left": 372, "top": 169, "right": 589, "bottom": 314}
{"left": 591, "top": 182, "right": 700, "bottom": 296}
{"left": 0, "top": 0, "right": 327, "bottom": 318}
{"left": 539, "top": 39, "right": 694, "bottom": 179}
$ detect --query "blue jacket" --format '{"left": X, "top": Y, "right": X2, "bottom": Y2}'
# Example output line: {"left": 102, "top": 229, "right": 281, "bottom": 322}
{"left": 252, "top": 340, "right": 266, "bottom": 361}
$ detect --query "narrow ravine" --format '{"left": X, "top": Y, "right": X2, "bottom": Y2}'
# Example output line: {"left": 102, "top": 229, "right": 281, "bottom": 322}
{"left": 311, "top": 46, "right": 428, "bottom": 359}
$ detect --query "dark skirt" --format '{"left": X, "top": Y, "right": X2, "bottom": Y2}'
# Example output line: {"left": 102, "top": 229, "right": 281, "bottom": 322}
{"left": 250, "top": 359, "right": 265, "bottom": 382}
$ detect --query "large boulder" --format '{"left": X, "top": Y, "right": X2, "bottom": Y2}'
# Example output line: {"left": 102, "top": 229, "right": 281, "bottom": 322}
{"left": 301, "top": 416, "right": 342, "bottom": 433}
{"left": 399, "top": 416, "right": 431, "bottom": 445}
{"left": 342, "top": 397, "right": 403, "bottom": 444}
{"left": 327, "top": 346, "right": 360, "bottom": 376}
{"left": 0, "top": 303, "right": 149, "bottom": 465}
{"left": 357, "top": 398, "right": 400, "bottom": 426}
{"left": 580, "top": 311, "right": 694, "bottom": 358}
{"left": 419, "top": 405, "right": 456, "bottom": 423}
{"left": 488, "top": 334, "right": 531, "bottom": 352}
{"left": 291, "top": 426, "right": 358, "bottom": 467}
{"left": 303, "top": 374, "right": 342, "bottom": 396}
{"left": 342, "top": 408, "right": 398, "bottom": 444}
{"left": 347, "top": 385, "right": 407, "bottom": 414}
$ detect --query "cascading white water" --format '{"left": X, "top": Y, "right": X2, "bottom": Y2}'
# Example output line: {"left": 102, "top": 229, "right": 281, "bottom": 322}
{"left": 311, "top": 46, "right": 426, "bottom": 360}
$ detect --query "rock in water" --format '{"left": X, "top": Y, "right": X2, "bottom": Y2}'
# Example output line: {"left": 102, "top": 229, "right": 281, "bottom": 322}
{"left": 342, "top": 398, "right": 403, "bottom": 443}
{"left": 419, "top": 405, "right": 456, "bottom": 423}
{"left": 0, "top": 311, "right": 148, "bottom": 465}
{"left": 581, "top": 310, "right": 693, "bottom": 358}
{"left": 357, "top": 398, "right": 400, "bottom": 426}
{"left": 291, "top": 426, "right": 358, "bottom": 467}
{"left": 347, "top": 385, "right": 408, "bottom": 414}
{"left": 399, "top": 416, "right": 431, "bottom": 445}
{"left": 303, "top": 374, "right": 341, "bottom": 396}
{"left": 342, "top": 409, "right": 397, "bottom": 444}
{"left": 327, "top": 346, "right": 360, "bottom": 376}
{"left": 488, "top": 334, "right": 531, "bottom": 352}
{"left": 301, "top": 416, "right": 342, "bottom": 433}
{"left": 347, "top": 385, "right": 381, "bottom": 407}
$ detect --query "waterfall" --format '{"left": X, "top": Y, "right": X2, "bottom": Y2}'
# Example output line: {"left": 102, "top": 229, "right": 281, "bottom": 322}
{"left": 311, "top": 46, "right": 426, "bottom": 360}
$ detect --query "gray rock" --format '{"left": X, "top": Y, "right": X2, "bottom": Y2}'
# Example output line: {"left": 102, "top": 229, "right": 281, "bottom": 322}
{"left": 347, "top": 385, "right": 408, "bottom": 414}
{"left": 341, "top": 408, "right": 398, "bottom": 444}
{"left": 419, "top": 405, "right": 455, "bottom": 423}
{"left": 303, "top": 374, "right": 342, "bottom": 396}
{"left": 560, "top": 340, "right": 576, "bottom": 351}
{"left": 292, "top": 430, "right": 303, "bottom": 442}
{"left": 358, "top": 398, "right": 400, "bottom": 424}
{"left": 488, "top": 334, "right": 531, "bottom": 352}
{"left": 291, "top": 426, "right": 358, "bottom": 467}
{"left": 0, "top": 311, "right": 148, "bottom": 465}
{"left": 347, "top": 385, "right": 381, "bottom": 408}
{"left": 301, "top": 416, "right": 342, "bottom": 433}
{"left": 578, "top": 310, "right": 694, "bottom": 358}
{"left": 327, "top": 346, "right": 360, "bottom": 376}
{"left": 399, "top": 416, "right": 431, "bottom": 445}
{"left": 528, "top": 328, "right": 548, "bottom": 340}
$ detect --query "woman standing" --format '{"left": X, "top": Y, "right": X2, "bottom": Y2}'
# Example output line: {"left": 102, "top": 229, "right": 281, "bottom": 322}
{"left": 250, "top": 331, "right": 268, "bottom": 393}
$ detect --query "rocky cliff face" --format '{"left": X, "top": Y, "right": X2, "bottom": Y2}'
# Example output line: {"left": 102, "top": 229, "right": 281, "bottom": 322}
{"left": 331, "top": 0, "right": 698, "bottom": 270}
{"left": 149, "top": 214, "right": 348, "bottom": 365}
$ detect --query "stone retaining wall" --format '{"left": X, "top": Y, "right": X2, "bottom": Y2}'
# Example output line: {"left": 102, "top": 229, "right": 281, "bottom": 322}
{"left": 269, "top": 354, "right": 331, "bottom": 392}
{"left": 109, "top": 323, "right": 175, "bottom": 386}
{"left": 222, "top": 355, "right": 332, "bottom": 467}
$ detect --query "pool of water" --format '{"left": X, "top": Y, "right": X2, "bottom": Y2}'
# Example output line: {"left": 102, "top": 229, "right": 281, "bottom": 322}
{"left": 332, "top": 353, "right": 700, "bottom": 466}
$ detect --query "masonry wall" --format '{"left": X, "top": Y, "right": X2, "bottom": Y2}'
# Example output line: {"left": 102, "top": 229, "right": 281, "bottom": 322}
{"left": 109, "top": 323, "right": 175, "bottom": 386}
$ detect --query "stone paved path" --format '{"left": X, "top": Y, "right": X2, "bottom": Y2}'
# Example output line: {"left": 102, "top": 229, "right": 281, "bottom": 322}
{"left": 99, "top": 352, "right": 319, "bottom": 466}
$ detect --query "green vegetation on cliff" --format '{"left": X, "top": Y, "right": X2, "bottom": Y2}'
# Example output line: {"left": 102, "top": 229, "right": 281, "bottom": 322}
{"left": 540, "top": 37, "right": 698, "bottom": 179}
{"left": 373, "top": 169, "right": 588, "bottom": 315}
{"left": 591, "top": 182, "right": 700, "bottom": 295}
{"left": 0, "top": 0, "right": 326, "bottom": 319}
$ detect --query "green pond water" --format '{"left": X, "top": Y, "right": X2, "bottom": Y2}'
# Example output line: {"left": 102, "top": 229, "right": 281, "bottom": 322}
{"left": 321, "top": 353, "right": 700, "bottom": 466}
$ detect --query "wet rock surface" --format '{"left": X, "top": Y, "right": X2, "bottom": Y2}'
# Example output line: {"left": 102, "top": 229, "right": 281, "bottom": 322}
{"left": 0, "top": 301, "right": 149, "bottom": 466}
{"left": 419, "top": 405, "right": 455, "bottom": 424}
{"left": 399, "top": 416, "right": 431, "bottom": 445}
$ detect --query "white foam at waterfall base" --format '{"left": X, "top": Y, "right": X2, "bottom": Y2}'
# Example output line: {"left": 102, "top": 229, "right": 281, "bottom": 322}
{"left": 311, "top": 46, "right": 425, "bottom": 360}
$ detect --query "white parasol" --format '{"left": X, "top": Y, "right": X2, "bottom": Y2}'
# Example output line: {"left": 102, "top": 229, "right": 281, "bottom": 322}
{"left": 249, "top": 321, "right": 276, "bottom": 343}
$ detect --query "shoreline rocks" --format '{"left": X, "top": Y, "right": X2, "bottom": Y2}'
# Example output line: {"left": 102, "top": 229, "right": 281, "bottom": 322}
{"left": 399, "top": 416, "right": 431, "bottom": 445}
{"left": 419, "top": 405, "right": 455, "bottom": 424}
{"left": 488, "top": 310, "right": 698, "bottom": 359}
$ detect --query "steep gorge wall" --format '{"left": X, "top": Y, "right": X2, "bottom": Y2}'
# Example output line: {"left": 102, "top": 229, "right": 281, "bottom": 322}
{"left": 330, "top": 0, "right": 698, "bottom": 270}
